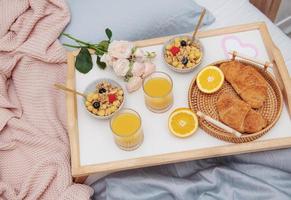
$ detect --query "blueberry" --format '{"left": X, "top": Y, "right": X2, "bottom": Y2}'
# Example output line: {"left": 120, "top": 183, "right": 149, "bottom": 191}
{"left": 99, "top": 88, "right": 106, "bottom": 94}
{"left": 182, "top": 57, "right": 188, "bottom": 65}
{"left": 92, "top": 101, "right": 100, "bottom": 109}
{"left": 180, "top": 40, "right": 187, "bottom": 47}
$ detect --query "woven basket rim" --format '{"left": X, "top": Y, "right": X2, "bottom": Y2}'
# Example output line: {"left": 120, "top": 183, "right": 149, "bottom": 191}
{"left": 188, "top": 59, "right": 283, "bottom": 143}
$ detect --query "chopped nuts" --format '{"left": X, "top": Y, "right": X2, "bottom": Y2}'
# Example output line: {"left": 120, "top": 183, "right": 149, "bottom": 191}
{"left": 85, "top": 81, "right": 124, "bottom": 117}
{"left": 87, "top": 106, "right": 93, "bottom": 112}
{"left": 164, "top": 37, "right": 202, "bottom": 69}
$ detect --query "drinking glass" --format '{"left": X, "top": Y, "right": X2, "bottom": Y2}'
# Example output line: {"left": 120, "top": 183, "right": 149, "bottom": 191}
{"left": 142, "top": 71, "right": 173, "bottom": 113}
{"left": 110, "top": 108, "right": 143, "bottom": 151}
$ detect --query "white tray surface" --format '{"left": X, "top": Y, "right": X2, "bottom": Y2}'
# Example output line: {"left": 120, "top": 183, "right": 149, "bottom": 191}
{"left": 75, "top": 30, "right": 291, "bottom": 166}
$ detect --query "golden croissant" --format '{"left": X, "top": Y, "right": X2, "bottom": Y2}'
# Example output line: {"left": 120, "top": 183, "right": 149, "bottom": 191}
{"left": 217, "top": 93, "right": 267, "bottom": 133}
{"left": 220, "top": 61, "right": 268, "bottom": 108}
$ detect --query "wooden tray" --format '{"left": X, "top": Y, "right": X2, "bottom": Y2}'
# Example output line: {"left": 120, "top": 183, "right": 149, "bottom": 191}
{"left": 66, "top": 22, "right": 291, "bottom": 177}
{"left": 188, "top": 58, "right": 283, "bottom": 143}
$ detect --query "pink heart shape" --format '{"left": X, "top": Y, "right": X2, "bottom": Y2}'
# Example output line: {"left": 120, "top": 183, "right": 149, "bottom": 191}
{"left": 221, "top": 35, "right": 259, "bottom": 59}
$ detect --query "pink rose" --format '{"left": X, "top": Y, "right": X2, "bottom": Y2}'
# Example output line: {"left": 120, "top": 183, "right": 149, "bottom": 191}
{"left": 142, "top": 62, "right": 156, "bottom": 78}
{"left": 100, "top": 53, "right": 116, "bottom": 66}
{"left": 131, "top": 62, "right": 145, "bottom": 77}
{"left": 126, "top": 76, "right": 143, "bottom": 93}
{"left": 108, "top": 40, "right": 134, "bottom": 59}
{"left": 134, "top": 48, "right": 145, "bottom": 61}
{"left": 113, "top": 59, "right": 130, "bottom": 76}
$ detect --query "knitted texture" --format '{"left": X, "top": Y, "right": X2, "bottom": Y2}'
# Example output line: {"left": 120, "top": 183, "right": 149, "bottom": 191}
{"left": 0, "top": 0, "right": 93, "bottom": 199}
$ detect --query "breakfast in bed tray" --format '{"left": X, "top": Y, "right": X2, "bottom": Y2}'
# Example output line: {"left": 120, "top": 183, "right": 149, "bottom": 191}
{"left": 58, "top": 10, "right": 283, "bottom": 148}
{"left": 56, "top": 9, "right": 291, "bottom": 176}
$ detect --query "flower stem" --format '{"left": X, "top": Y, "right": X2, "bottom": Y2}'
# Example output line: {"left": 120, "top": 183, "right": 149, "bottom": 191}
{"left": 63, "top": 43, "right": 84, "bottom": 48}
{"left": 89, "top": 45, "right": 107, "bottom": 53}
{"left": 62, "top": 33, "right": 91, "bottom": 46}
{"left": 62, "top": 33, "right": 108, "bottom": 54}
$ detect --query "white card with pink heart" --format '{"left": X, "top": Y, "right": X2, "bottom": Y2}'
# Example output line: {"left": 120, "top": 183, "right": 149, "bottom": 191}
{"left": 200, "top": 29, "right": 270, "bottom": 68}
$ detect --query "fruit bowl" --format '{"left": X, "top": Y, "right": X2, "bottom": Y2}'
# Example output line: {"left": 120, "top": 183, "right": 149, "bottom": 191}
{"left": 163, "top": 35, "right": 204, "bottom": 73}
{"left": 83, "top": 79, "right": 125, "bottom": 120}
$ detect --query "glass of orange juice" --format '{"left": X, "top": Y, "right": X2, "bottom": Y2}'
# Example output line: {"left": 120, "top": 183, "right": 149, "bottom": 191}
{"left": 142, "top": 71, "right": 173, "bottom": 113}
{"left": 110, "top": 108, "right": 143, "bottom": 151}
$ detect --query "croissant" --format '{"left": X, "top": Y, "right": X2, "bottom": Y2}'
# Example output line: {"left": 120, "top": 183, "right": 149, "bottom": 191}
{"left": 217, "top": 93, "right": 267, "bottom": 133}
{"left": 220, "top": 61, "right": 268, "bottom": 109}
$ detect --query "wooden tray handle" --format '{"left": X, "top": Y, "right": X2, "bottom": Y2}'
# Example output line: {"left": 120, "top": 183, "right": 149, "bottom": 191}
{"left": 270, "top": 45, "right": 291, "bottom": 118}
{"left": 229, "top": 51, "right": 272, "bottom": 70}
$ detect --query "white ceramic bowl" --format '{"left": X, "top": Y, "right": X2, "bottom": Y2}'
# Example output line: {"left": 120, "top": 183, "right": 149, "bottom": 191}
{"left": 162, "top": 35, "right": 204, "bottom": 73}
{"left": 83, "top": 78, "right": 125, "bottom": 120}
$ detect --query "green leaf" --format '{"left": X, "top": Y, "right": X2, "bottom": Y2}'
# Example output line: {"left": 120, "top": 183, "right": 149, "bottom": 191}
{"left": 98, "top": 40, "right": 110, "bottom": 51}
{"left": 124, "top": 70, "right": 133, "bottom": 82}
{"left": 95, "top": 48, "right": 105, "bottom": 56}
{"left": 105, "top": 28, "right": 112, "bottom": 40}
{"left": 96, "top": 56, "right": 107, "bottom": 69}
{"left": 75, "top": 48, "right": 93, "bottom": 74}
{"left": 131, "top": 46, "right": 137, "bottom": 54}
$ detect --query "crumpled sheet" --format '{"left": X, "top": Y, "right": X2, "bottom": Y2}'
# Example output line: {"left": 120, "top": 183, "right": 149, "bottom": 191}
{"left": 92, "top": 149, "right": 291, "bottom": 199}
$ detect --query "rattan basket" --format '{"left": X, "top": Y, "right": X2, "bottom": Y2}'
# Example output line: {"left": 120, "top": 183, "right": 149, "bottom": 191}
{"left": 188, "top": 56, "right": 283, "bottom": 143}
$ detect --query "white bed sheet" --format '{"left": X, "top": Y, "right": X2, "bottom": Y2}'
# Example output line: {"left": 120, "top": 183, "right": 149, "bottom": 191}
{"left": 85, "top": 0, "right": 291, "bottom": 184}
{"left": 196, "top": 0, "right": 291, "bottom": 71}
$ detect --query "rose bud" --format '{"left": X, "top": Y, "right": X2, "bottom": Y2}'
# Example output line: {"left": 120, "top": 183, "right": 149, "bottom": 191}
{"left": 126, "top": 76, "right": 143, "bottom": 93}
{"left": 131, "top": 62, "right": 145, "bottom": 77}
{"left": 142, "top": 62, "right": 156, "bottom": 78}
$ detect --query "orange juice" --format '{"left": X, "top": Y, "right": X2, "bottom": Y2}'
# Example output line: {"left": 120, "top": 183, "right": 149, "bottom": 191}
{"left": 144, "top": 77, "right": 172, "bottom": 97}
{"left": 143, "top": 72, "right": 173, "bottom": 113}
{"left": 110, "top": 109, "right": 143, "bottom": 150}
{"left": 111, "top": 113, "right": 140, "bottom": 136}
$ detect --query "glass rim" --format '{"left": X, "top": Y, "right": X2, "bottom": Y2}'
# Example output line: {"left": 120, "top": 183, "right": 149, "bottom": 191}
{"left": 110, "top": 108, "right": 142, "bottom": 137}
{"left": 142, "top": 71, "right": 173, "bottom": 98}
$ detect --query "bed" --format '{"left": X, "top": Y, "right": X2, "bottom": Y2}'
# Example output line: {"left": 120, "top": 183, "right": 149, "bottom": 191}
{"left": 63, "top": 0, "right": 291, "bottom": 198}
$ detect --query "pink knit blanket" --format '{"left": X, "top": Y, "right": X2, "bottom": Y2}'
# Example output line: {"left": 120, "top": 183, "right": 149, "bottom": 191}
{"left": 0, "top": 0, "right": 93, "bottom": 199}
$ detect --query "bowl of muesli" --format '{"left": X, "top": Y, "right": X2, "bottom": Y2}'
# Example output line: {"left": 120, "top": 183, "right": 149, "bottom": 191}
{"left": 163, "top": 35, "right": 203, "bottom": 73}
{"left": 84, "top": 79, "right": 125, "bottom": 119}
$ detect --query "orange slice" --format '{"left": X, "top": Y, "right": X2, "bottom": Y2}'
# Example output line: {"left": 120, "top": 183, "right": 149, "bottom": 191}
{"left": 168, "top": 108, "right": 198, "bottom": 138}
{"left": 196, "top": 66, "right": 224, "bottom": 93}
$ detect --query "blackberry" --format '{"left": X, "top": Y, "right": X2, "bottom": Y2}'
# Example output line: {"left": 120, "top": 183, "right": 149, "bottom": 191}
{"left": 181, "top": 57, "right": 188, "bottom": 65}
{"left": 92, "top": 101, "right": 100, "bottom": 109}
{"left": 99, "top": 88, "right": 106, "bottom": 94}
{"left": 180, "top": 40, "right": 187, "bottom": 47}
